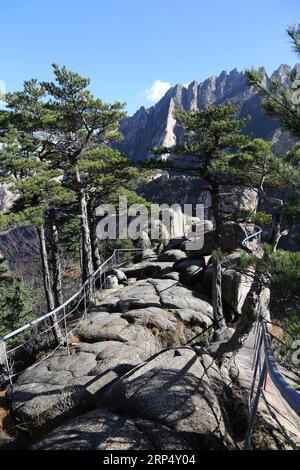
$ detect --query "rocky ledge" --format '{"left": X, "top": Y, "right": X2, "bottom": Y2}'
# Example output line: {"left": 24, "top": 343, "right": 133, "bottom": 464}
{"left": 6, "top": 239, "right": 294, "bottom": 450}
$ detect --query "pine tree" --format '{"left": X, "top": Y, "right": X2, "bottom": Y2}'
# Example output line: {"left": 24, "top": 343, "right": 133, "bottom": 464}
{"left": 0, "top": 129, "right": 74, "bottom": 343}
{"left": 214, "top": 138, "right": 300, "bottom": 250}
{"left": 0, "top": 252, "right": 33, "bottom": 336}
{"left": 246, "top": 23, "right": 300, "bottom": 248}
{"left": 153, "top": 102, "right": 250, "bottom": 235}
{"left": 1, "top": 65, "right": 147, "bottom": 316}
{"left": 39, "top": 65, "right": 127, "bottom": 281}
{"left": 0, "top": 65, "right": 143, "bottom": 285}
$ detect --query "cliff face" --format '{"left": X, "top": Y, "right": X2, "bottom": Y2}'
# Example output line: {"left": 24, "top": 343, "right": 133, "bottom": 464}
{"left": 116, "top": 65, "right": 298, "bottom": 162}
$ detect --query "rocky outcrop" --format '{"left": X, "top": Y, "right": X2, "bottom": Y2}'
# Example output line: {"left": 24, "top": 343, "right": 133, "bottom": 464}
{"left": 31, "top": 348, "right": 234, "bottom": 450}
{"left": 173, "top": 258, "right": 206, "bottom": 284}
{"left": 7, "top": 232, "right": 281, "bottom": 451}
{"left": 159, "top": 249, "right": 187, "bottom": 262}
{"left": 116, "top": 65, "right": 297, "bottom": 163}
{"left": 9, "top": 251, "right": 218, "bottom": 441}
{"left": 98, "top": 347, "right": 233, "bottom": 450}
{"left": 32, "top": 409, "right": 153, "bottom": 450}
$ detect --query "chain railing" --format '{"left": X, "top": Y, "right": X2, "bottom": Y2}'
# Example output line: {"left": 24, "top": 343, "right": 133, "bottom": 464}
{"left": 244, "top": 320, "right": 300, "bottom": 449}
{"left": 0, "top": 248, "right": 142, "bottom": 390}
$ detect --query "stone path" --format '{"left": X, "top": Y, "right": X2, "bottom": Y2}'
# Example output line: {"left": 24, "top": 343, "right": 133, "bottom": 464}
{"left": 236, "top": 329, "right": 300, "bottom": 443}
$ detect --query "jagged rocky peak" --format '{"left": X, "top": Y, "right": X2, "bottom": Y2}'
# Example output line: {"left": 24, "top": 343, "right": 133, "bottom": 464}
{"left": 116, "top": 64, "right": 298, "bottom": 161}
{"left": 185, "top": 80, "right": 198, "bottom": 111}
{"left": 271, "top": 64, "right": 292, "bottom": 82}
{"left": 294, "top": 63, "right": 300, "bottom": 75}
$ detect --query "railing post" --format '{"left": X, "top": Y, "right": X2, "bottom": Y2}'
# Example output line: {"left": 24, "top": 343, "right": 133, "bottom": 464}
{"left": 263, "top": 368, "right": 268, "bottom": 391}
{"left": 83, "top": 284, "right": 87, "bottom": 317}
{"left": 0, "top": 339, "right": 13, "bottom": 391}
{"left": 91, "top": 275, "right": 95, "bottom": 303}
{"left": 63, "top": 307, "right": 70, "bottom": 356}
{"left": 244, "top": 361, "right": 267, "bottom": 450}
{"left": 103, "top": 269, "right": 107, "bottom": 291}
{"left": 249, "top": 329, "right": 264, "bottom": 405}
{"left": 252, "top": 324, "right": 262, "bottom": 369}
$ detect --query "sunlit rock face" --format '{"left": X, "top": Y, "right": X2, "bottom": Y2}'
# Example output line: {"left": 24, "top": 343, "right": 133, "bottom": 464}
{"left": 0, "top": 183, "right": 18, "bottom": 214}
{"left": 137, "top": 174, "right": 258, "bottom": 227}
{"left": 116, "top": 65, "right": 298, "bottom": 163}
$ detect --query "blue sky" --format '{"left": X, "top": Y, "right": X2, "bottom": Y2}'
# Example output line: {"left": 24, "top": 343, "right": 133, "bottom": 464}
{"left": 0, "top": 0, "right": 299, "bottom": 115}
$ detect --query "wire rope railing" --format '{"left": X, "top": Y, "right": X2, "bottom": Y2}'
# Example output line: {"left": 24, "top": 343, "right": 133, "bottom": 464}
{"left": 0, "top": 248, "right": 142, "bottom": 390}
{"left": 241, "top": 224, "right": 262, "bottom": 248}
{"left": 244, "top": 320, "right": 300, "bottom": 449}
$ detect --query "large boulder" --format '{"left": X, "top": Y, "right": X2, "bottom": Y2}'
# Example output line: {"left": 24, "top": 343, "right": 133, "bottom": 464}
{"left": 11, "top": 380, "right": 93, "bottom": 430}
{"left": 119, "top": 324, "right": 162, "bottom": 357}
{"left": 137, "top": 231, "right": 152, "bottom": 250}
{"left": 98, "top": 280, "right": 161, "bottom": 312}
{"left": 151, "top": 279, "right": 213, "bottom": 318}
{"left": 222, "top": 269, "right": 254, "bottom": 320}
{"left": 120, "top": 260, "right": 172, "bottom": 279}
{"left": 159, "top": 249, "right": 187, "bottom": 262}
{"left": 10, "top": 352, "right": 99, "bottom": 429}
{"left": 106, "top": 275, "right": 118, "bottom": 290}
{"left": 175, "top": 308, "right": 213, "bottom": 330}
{"left": 121, "top": 307, "right": 178, "bottom": 333}
{"left": 106, "top": 268, "right": 127, "bottom": 283}
{"left": 160, "top": 206, "right": 186, "bottom": 239}
{"left": 163, "top": 237, "right": 187, "bottom": 252}
{"left": 77, "top": 312, "right": 129, "bottom": 342}
{"left": 15, "top": 352, "right": 97, "bottom": 386}
{"left": 32, "top": 409, "right": 153, "bottom": 450}
{"left": 133, "top": 249, "right": 157, "bottom": 262}
{"left": 202, "top": 252, "right": 255, "bottom": 320}
{"left": 181, "top": 222, "right": 249, "bottom": 257}
{"left": 174, "top": 308, "right": 213, "bottom": 344}
{"left": 78, "top": 341, "right": 147, "bottom": 363}
{"left": 158, "top": 267, "right": 180, "bottom": 281}
{"left": 99, "top": 347, "right": 233, "bottom": 449}
{"left": 219, "top": 186, "right": 258, "bottom": 215}
{"left": 78, "top": 340, "right": 149, "bottom": 376}
{"left": 120, "top": 306, "right": 184, "bottom": 348}
{"left": 173, "top": 258, "right": 205, "bottom": 284}
{"left": 219, "top": 222, "right": 248, "bottom": 252}
{"left": 181, "top": 230, "right": 216, "bottom": 257}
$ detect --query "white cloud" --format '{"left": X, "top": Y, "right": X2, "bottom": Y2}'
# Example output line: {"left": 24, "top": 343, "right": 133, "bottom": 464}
{"left": 183, "top": 82, "right": 191, "bottom": 88}
{"left": 144, "top": 80, "right": 171, "bottom": 102}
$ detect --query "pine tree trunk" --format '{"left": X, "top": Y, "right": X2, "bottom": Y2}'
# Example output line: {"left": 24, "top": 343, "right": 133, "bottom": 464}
{"left": 212, "top": 256, "right": 227, "bottom": 340}
{"left": 75, "top": 166, "right": 94, "bottom": 282}
{"left": 215, "top": 274, "right": 268, "bottom": 363}
{"left": 209, "top": 179, "right": 221, "bottom": 239}
{"left": 268, "top": 212, "right": 282, "bottom": 252}
{"left": 37, "top": 225, "right": 63, "bottom": 345}
{"left": 87, "top": 201, "right": 101, "bottom": 270}
{"left": 91, "top": 225, "right": 101, "bottom": 270}
{"left": 48, "top": 210, "right": 63, "bottom": 307}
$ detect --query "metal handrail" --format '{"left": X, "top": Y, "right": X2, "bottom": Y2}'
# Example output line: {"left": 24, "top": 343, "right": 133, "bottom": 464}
{"left": 262, "top": 322, "right": 300, "bottom": 417}
{"left": 245, "top": 320, "right": 300, "bottom": 449}
{"left": 242, "top": 224, "right": 262, "bottom": 248}
{"left": 0, "top": 248, "right": 142, "bottom": 386}
{"left": 1, "top": 248, "right": 141, "bottom": 343}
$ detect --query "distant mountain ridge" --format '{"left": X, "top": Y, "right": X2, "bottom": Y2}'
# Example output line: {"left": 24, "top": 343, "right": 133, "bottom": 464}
{"left": 116, "top": 64, "right": 299, "bottom": 162}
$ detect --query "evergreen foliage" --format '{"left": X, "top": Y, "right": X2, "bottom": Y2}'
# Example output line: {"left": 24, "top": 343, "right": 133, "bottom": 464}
{"left": 0, "top": 65, "right": 145, "bottom": 335}
{"left": 0, "top": 256, "right": 34, "bottom": 336}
